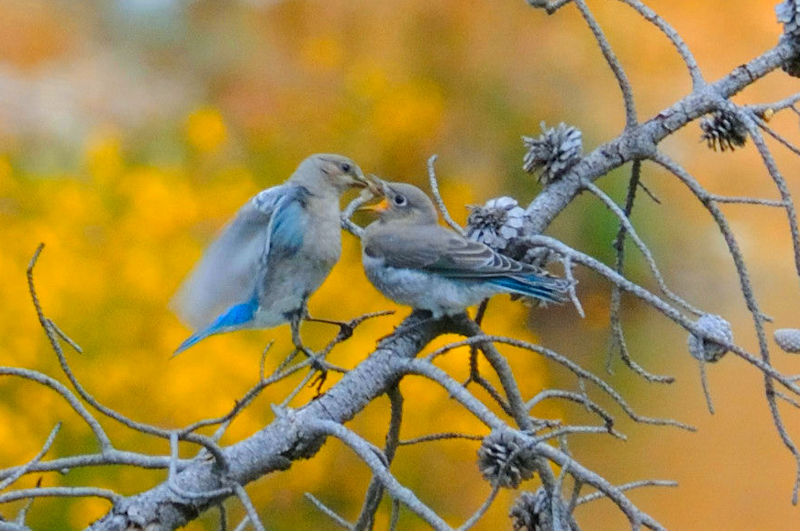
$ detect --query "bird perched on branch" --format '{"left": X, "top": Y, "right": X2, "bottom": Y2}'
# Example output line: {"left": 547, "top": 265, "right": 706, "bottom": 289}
{"left": 171, "top": 154, "right": 369, "bottom": 355}
{"left": 361, "top": 181, "right": 568, "bottom": 317}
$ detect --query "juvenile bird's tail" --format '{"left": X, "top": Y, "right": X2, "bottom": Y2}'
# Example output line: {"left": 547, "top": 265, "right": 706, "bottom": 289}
{"left": 487, "top": 274, "right": 570, "bottom": 303}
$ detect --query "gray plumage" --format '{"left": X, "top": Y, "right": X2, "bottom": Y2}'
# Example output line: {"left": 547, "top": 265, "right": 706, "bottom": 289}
{"left": 172, "top": 153, "right": 367, "bottom": 354}
{"left": 361, "top": 182, "right": 567, "bottom": 318}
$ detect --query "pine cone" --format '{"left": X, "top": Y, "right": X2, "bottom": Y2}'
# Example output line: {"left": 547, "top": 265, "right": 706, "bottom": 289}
{"left": 510, "top": 488, "right": 550, "bottom": 531}
{"left": 523, "top": 122, "right": 582, "bottom": 184}
{"left": 777, "top": 0, "right": 800, "bottom": 39}
{"left": 467, "top": 196, "right": 530, "bottom": 251}
{"left": 700, "top": 110, "right": 747, "bottom": 152}
{"left": 775, "top": 328, "right": 800, "bottom": 353}
{"left": 776, "top": 2, "right": 800, "bottom": 76}
{"left": 478, "top": 429, "right": 537, "bottom": 488}
{"left": 688, "top": 314, "right": 734, "bottom": 362}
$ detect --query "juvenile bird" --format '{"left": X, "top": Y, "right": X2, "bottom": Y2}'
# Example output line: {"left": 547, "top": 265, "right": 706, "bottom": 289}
{"left": 172, "top": 154, "right": 368, "bottom": 354}
{"left": 361, "top": 181, "right": 567, "bottom": 317}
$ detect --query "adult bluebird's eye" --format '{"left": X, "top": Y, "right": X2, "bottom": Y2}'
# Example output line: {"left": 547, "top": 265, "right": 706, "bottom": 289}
{"left": 341, "top": 162, "right": 352, "bottom": 173}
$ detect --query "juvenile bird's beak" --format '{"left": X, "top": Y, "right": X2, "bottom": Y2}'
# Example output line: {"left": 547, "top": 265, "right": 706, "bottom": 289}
{"left": 359, "top": 198, "right": 389, "bottom": 213}
{"left": 357, "top": 174, "right": 387, "bottom": 212}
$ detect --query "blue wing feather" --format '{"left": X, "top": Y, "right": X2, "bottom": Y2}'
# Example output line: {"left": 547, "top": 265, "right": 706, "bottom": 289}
{"left": 173, "top": 296, "right": 259, "bottom": 356}
{"left": 171, "top": 185, "right": 287, "bottom": 330}
{"left": 268, "top": 189, "right": 308, "bottom": 259}
{"left": 486, "top": 275, "right": 568, "bottom": 303}
{"left": 172, "top": 184, "right": 310, "bottom": 353}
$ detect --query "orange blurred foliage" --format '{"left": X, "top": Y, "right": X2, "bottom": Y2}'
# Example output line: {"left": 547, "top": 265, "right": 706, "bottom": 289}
{"left": 1, "top": 1, "right": 799, "bottom": 529}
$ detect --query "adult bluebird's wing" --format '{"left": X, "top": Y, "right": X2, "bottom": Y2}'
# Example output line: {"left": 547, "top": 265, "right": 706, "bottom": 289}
{"left": 171, "top": 185, "right": 297, "bottom": 330}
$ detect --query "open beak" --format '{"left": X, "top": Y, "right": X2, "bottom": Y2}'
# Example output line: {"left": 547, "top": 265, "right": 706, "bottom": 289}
{"left": 351, "top": 169, "right": 370, "bottom": 189}
{"left": 359, "top": 197, "right": 389, "bottom": 213}
{"left": 357, "top": 174, "right": 388, "bottom": 212}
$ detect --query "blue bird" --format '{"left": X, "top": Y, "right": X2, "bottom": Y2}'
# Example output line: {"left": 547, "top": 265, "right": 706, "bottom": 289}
{"left": 361, "top": 182, "right": 567, "bottom": 317}
{"left": 171, "top": 154, "right": 368, "bottom": 355}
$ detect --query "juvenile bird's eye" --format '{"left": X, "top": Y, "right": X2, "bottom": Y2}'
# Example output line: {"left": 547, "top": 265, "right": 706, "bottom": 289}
{"left": 340, "top": 162, "right": 352, "bottom": 173}
{"left": 393, "top": 195, "right": 407, "bottom": 206}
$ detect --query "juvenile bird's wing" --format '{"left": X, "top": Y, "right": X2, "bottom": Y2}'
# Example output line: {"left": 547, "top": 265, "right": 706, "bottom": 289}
{"left": 172, "top": 184, "right": 310, "bottom": 329}
{"left": 367, "top": 225, "right": 528, "bottom": 278}
{"left": 366, "top": 224, "right": 567, "bottom": 303}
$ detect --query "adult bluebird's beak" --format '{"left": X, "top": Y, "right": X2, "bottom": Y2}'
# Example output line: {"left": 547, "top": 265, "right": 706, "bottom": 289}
{"left": 350, "top": 167, "right": 369, "bottom": 189}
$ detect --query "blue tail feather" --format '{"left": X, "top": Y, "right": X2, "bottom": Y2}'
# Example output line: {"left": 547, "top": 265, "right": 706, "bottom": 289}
{"left": 173, "top": 298, "right": 258, "bottom": 356}
{"left": 487, "top": 275, "right": 568, "bottom": 303}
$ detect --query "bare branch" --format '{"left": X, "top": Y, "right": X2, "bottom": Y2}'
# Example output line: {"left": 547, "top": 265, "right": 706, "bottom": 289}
{"left": 576, "top": 480, "right": 678, "bottom": 506}
{"left": 427, "top": 154, "right": 466, "bottom": 236}
{"left": 305, "top": 493, "right": 352, "bottom": 529}
{"left": 307, "top": 417, "right": 451, "bottom": 531}
{"left": 574, "top": 0, "right": 637, "bottom": 127}
{"left": 0, "top": 487, "right": 119, "bottom": 505}
{"left": 0, "top": 423, "right": 61, "bottom": 492}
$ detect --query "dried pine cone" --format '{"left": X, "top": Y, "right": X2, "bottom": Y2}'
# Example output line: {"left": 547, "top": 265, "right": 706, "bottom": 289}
{"left": 477, "top": 429, "right": 537, "bottom": 488}
{"left": 775, "top": 328, "right": 800, "bottom": 353}
{"left": 783, "top": 54, "right": 800, "bottom": 78}
{"left": 510, "top": 488, "right": 575, "bottom": 531}
{"left": 510, "top": 488, "right": 550, "bottom": 531}
{"left": 776, "top": 2, "right": 800, "bottom": 76}
{"left": 688, "top": 314, "right": 734, "bottom": 362}
{"left": 523, "top": 122, "right": 582, "bottom": 184}
{"left": 466, "top": 197, "right": 530, "bottom": 251}
{"left": 777, "top": 0, "right": 800, "bottom": 39}
{"left": 700, "top": 110, "right": 747, "bottom": 151}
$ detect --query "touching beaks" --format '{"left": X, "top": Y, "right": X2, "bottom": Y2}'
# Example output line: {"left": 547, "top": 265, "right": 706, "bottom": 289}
{"left": 364, "top": 173, "right": 384, "bottom": 195}
{"left": 349, "top": 168, "right": 369, "bottom": 188}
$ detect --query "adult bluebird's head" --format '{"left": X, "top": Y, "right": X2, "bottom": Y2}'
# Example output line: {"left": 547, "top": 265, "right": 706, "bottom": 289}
{"left": 367, "top": 181, "right": 439, "bottom": 226}
{"left": 291, "top": 153, "right": 368, "bottom": 194}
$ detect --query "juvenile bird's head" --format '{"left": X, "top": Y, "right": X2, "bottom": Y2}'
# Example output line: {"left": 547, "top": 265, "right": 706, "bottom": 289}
{"left": 365, "top": 181, "right": 439, "bottom": 226}
{"left": 295, "top": 153, "right": 368, "bottom": 194}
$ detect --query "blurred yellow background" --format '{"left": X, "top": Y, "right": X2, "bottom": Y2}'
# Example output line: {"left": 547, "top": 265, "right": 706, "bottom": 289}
{"left": 1, "top": 0, "right": 799, "bottom": 529}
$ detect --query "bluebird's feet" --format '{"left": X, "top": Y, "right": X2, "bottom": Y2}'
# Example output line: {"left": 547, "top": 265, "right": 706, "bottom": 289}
{"left": 290, "top": 311, "right": 328, "bottom": 396}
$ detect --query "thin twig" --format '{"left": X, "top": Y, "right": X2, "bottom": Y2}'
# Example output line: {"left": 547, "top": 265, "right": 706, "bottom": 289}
{"left": 576, "top": 480, "right": 678, "bottom": 505}
{"left": 652, "top": 150, "right": 800, "bottom": 502}
{"left": 583, "top": 180, "right": 701, "bottom": 316}
{"left": 305, "top": 493, "right": 352, "bottom": 529}
{"left": 399, "top": 433, "right": 484, "bottom": 446}
{"left": 605, "top": 161, "right": 675, "bottom": 384}
{"left": 0, "top": 487, "right": 120, "bottom": 505}
{"left": 0, "top": 423, "right": 61, "bottom": 491}
{"left": 427, "top": 155, "right": 466, "bottom": 235}
{"left": 574, "top": 0, "right": 637, "bottom": 127}
{"left": 455, "top": 484, "right": 499, "bottom": 531}
{"left": 523, "top": 235, "right": 800, "bottom": 396}
{"left": 233, "top": 484, "right": 266, "bottom": 531}
{"left": 354, "top": 386, "right": 404, "bottom": 531}
{"left": 307, "top": 418, "right": 451, "bottom": 531}
{"left": 341, "top": 187, "right": 379, "bottom": 237}
{"left": 697, "top": 359, "right": 715, "bottom": 415}
{"left": 427, "top": 335, "right": 694, "bottom": 431}
{"left": 0, "top": 367, "right": 110, "bottom": 450}
{"left": 616, "top": 0, "right": 704, "bottom": 87}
